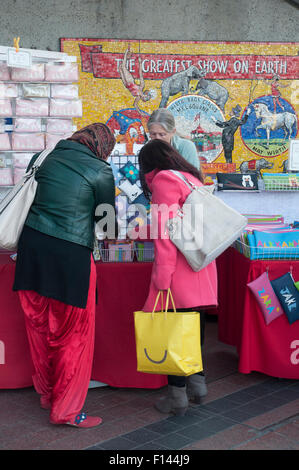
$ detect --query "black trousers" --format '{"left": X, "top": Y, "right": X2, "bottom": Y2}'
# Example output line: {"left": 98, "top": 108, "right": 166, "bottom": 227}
{"left": 168, "top": 308, "right": 205, "bottom": 387}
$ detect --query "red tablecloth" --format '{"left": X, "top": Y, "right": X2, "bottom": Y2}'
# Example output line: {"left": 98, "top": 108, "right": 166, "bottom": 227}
{"left": 0, "top": 254, "right": 167, "bottom": 389}
{"left": 218, "top": 248, "right": 299, "bottom": 379}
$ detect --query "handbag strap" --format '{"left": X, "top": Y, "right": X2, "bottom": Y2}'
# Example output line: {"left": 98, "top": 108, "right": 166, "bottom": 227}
{"left": 0, "top": 148, "right": 52, "bottom": 214}
{"left": 169, "top": 169, "right": 205, "bottom": 192}
{"left": 27, "top": 148, "right": 52, "bottom": 175}
{"left": 170, "top": 170, "right": 211, "bottom": 197}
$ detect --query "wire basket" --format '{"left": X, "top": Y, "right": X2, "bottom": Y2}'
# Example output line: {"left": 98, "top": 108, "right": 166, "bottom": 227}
{"left": 135, "top": 243, "right": 155, "bottom": 262}
{"left": 262, "top": 173, "right": 299, "bottom": 191}
{"left": 234, "top": 239, "right": 299, "bottom": 261}
{"left": 99, "top": 243, "right": 134, "bottom": 263}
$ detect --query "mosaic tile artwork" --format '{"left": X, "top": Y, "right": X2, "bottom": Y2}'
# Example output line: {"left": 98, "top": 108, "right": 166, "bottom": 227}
{"left": 60, "top": 39, "right": 298, "bottom": 179}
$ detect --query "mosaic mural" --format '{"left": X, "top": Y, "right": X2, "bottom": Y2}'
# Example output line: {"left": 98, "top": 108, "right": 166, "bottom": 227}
{"left": 60, "top": 39, "right": 299, "bottom": 178}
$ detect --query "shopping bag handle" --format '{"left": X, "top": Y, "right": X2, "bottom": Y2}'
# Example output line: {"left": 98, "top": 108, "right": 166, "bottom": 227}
{"left": 151, "top": 289, "right": 176, "bottom": 318}
{"left": 152, "top": 290, "right": 164, "bottom": 317}
{"left": 165, "top": 288, "right": 176, "bottom": 313}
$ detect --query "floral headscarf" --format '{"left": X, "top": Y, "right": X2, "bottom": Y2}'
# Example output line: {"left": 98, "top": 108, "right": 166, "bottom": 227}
{"left": 68, "top": 123, "right": 115, "bottom": 160}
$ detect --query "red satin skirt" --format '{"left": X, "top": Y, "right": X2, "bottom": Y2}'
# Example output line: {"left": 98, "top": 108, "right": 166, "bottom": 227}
{"left": 18, "top": 255, "right": 96, "bottom": 424}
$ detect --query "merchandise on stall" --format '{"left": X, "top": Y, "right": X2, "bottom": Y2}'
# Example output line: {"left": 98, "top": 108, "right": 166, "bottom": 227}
{"left": 262, "top": 172, "right": 299, "bottom": 191}
{"left": 216, "top": 172, "right": 259, "bottom": 191}
{"left": 0, "top": 45, "right": 81, "bottom": 202}
{"left": 234, "top": 214, "right": 299, "bottom": 261}
{"left": 271, "top": 272, "right": 299, "bottom": 324}
{"left": 247, "top": 272, "right": 284, "bottom": 325}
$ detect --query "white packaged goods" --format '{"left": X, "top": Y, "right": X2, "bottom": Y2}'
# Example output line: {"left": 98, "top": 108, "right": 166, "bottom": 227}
{"left": 46, "top": 132, "right": 72, "bottom": 148}
{"left": 0, "top": 47, "right": 78, "bottom": 198}
{"left": 0, "top": 83, "right": 18, "bottom": 98}
{"left": 0, "top": 133, "right": 11, "bottom": 150}
{"left": 51, "top": 84, "right": 78, "bottom": 99}
{"left": 49, "top": 99, "right": 82, "bottom": 117}
{"left": 22, "top": 84, "right": 50, "bottom": 98}
{"left": 16, "top": 98, "right": 49, "bottom": 116}
{"left": 13, "top": 118, "right": 42, "bottom": 133}
{"left": 46, "top": 118, "right": 73, "bottom": 134}
{"left": 0, "top": 63, "right": 10, "bottom": 80}
{"left": 12, "top": 153, "right": 34, "bottom": 168}
{"left": 0, "top": 99, "right": 12, "bottom": 116}
{"left": 0, "top": 168, "right": 13, "bottom": 186}
{"left": 12, "top": 132, "right": 45, "bottom": 151}
{"left": 11, "top": 64, "right": 45, "bottom": 81}
{"left": 13, "top": 167, "right": 26, "bottom": 184}
{"left": 45, "top": 63, "right": 78, "bottom": 82}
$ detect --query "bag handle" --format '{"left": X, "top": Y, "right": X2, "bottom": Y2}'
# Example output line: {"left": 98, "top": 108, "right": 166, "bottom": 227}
{"left": 165, "top": 288, "right": 176, "bottom": 314}
{"left": 170, "top": 170, "right": 209, "bottom": 197}
{"left": 26, "top": 148, "right": 52, "bottom": 176}
{"left": 151, "top": 290, "right": 164, "bottom": 317}
{"left": 151, "top": 289, "right": 176, "bottom": 318}
{"left": 170, "top": 170, "right": 194, "bottom": 191}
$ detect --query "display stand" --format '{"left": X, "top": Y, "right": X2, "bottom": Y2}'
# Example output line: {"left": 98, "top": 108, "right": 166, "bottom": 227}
{"left": 0, "top": 44, "right": 81, "bottom": 200}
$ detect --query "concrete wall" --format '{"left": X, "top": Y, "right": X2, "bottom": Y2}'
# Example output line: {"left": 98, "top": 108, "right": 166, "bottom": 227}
{"left": 0, "top": 0, "right": 298, "bottom": 52}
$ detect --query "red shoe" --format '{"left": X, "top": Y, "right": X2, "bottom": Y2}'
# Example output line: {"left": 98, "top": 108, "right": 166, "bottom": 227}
{"left": 67, "top": 413, "right": 102, "bottom": 428}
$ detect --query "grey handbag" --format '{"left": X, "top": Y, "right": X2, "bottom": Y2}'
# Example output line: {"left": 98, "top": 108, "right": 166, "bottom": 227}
{"left": 165, "top": 170, "right": 247, "bottom": 271}
{"left": 0, "top": 148, "right": 52, "bottom": 251}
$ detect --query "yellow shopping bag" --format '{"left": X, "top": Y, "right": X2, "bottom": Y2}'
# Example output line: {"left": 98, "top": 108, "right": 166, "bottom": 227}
{"left": 134, "top": 289, "right": 203, "bottom": 376}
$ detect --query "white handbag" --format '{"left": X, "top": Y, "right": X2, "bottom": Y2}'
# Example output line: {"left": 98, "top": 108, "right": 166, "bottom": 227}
{"left": 0, "top": 148, "right": 52, "bottom": 251}
{"left": 166, "top": 170, "right": 247, "bottom": 271}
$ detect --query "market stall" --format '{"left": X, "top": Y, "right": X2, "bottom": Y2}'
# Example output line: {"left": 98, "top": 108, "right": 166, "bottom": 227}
{"left": 0, "top": 252, "right": 167, "bottom": 389}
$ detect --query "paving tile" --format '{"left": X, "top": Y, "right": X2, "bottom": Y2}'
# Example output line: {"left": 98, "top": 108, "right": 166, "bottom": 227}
{"left": 149, "top": 432, "right": 194, "bottom": 450}
{"left": 244, "top": 400, "right": 299, "bottom": 429}
{"left": 133, "top": 441, "right": 169, "bottom": 450}
{"left": 233, "top": 400, "right": 275, "bottom": 418}
{"left": 199, "top": 397, "right": 241, "bottom": 413}
{"left": 177, "top": 424, "right": 215, "bottom": 440}
{"left": 251, "top": 394, "right": 292, "bottom": 410}
{"left": 185, "top": 406, "right": 217, "bottom": 419}
{"left": 123, "top": 428, "right": 161, "bottom": 444}
{"left": 194, "top": 415, "right": 236, "bottom": 433}
{"left": 271, "top": 388, "right": 299, "bottom": 402}
{"left": 166, "top": 411, "right": 211, "bottom": 427}
{"left": 222, "top": 389, "right": 258, "bottom": 404}
{"left": 221, "top": 407, "right": 254, "bottom": 423}
{"left": 100, "top": 436, "right": 139, "bottom": 450}
{"left": 144, "top": 419, "right": 180, "bottom": 435}
{"left": 183, "top": 424, "right": 258, "bottom": 450}
{"left": 275, "top": 422, "right": 299, "bottom": 443}
{"left": 236, "top": 431, "right": 296, "bottom": 450}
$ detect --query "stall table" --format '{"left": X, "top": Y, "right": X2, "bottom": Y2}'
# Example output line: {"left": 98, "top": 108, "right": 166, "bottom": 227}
{"left": 0, "top": 253, "right": 167, "bottom": 389}
{"left": 218, "top": 247, "right": 299, "bottom": 379}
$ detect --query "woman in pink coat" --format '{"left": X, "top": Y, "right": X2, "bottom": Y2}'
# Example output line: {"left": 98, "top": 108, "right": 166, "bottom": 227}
{"left": 138, "top": 139, "right": 218, "bottom": 416}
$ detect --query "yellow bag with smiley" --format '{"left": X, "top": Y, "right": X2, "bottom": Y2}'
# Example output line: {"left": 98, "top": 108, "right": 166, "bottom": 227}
{"left": 134, "top": 289, "right": 203, "bottom": 376}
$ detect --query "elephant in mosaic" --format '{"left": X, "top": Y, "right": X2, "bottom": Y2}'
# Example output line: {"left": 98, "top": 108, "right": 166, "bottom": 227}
{"left": 159, "top": 65, "right": 201, "bottom": 108}
{"left": 195, "top": 76, "right": 229, "bottom": 111}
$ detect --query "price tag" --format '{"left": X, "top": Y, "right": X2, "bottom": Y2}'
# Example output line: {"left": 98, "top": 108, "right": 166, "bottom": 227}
{"left": 7, "top": 48, "right": 32, "bottom": 68}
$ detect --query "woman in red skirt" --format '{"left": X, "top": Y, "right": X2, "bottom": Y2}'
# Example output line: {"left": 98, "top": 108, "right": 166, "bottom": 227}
{"left": 13, "top": 123, "right": 117, "bottom": 428}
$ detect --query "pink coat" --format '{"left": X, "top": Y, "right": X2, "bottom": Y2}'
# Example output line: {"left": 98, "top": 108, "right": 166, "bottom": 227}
{"left": 142, "top": 169, "right": 218, "bottom": 312}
